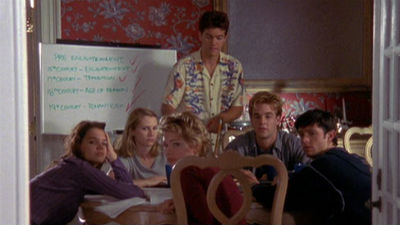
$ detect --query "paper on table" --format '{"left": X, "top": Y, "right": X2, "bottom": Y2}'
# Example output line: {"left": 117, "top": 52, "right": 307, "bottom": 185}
{"left": 84, "top": 195, "right": 119, "bottom": 203}
{"left": 93, "top": 196, "right": 147, "bottom": 219}
{"left": 87, "top": 188, "right": 172, "bottom": 219}
{"left": 143, "top": 187, "right": 172, "bottom": 205}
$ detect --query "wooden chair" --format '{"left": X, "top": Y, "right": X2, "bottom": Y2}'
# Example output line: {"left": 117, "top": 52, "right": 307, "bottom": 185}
{"left": 112, "top": 134, "right": 123, "bottom": 150}
{"left": 170, "top": 151, "right": 288, "bottom": 225}
{"left": 343, "top": 126, "right": 372, "bottom": 154}
{"left": 364, "top": 136, "right": 373, "bottom": 166}
{"left": 213, "top": 118, "right": 224, "bottom": 157}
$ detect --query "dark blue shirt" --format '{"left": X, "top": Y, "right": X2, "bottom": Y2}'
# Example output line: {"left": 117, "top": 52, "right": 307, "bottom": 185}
{"left": 253, "top": 147, "right": 372, "bottom": 225}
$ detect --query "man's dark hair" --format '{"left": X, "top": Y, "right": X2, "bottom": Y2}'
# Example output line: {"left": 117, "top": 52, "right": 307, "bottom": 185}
{"left": 295, "top": 109, "right": 338, "bottom": 145}
{"left": 199, "top": 10, "right": 229, "bottom": 34}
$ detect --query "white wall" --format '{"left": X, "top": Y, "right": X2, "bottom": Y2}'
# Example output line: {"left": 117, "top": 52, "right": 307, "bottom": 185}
{"left": 0, "top": 0, "right": 30, "bottom": 224}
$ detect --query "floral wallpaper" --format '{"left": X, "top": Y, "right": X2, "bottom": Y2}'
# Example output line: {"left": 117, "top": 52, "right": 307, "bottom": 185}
{"left": 60, "top": 0, "right": 372, "bottom": 130}
{"left": 242, "top": 91, "right": 371, "bottom": 132}
{"left": 61, "top": 0, "right": 213, "bottom": 58}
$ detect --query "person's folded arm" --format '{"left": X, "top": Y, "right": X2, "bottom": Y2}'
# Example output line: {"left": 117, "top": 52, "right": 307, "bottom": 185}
{"left": 76, "top": 157, "right": 146, "bottom": 199}
{"left": 161, "top": 103, "right": 176, "bottom": 116}
{"left": 133, "top": 175, "right": 167, "bottom": 188}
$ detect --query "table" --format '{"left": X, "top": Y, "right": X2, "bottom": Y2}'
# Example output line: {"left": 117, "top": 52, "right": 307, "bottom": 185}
{"left": 80, "top": 202, "right": 176, "bottom": 225}
{"left": 246, "top": 202, "right": 315, "bottom": 225}
{"left": 80, "top": 188, "right": 304, "bottom": 225}
{"left": 80, "top": 188, "right": 176, "bottom": 225}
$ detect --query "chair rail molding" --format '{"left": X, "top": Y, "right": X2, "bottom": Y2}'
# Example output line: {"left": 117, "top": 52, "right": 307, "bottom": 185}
{"left": 40, "top": 0, "right": 60, "bottom": 43}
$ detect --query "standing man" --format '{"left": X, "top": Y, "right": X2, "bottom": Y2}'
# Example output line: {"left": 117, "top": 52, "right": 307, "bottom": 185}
{"left": 161, "top": 10, "right": 244, "bottom": 134}
{"left": 252, "top": 109, "right": 372, "bottom": 224}
{"left": 225, "top": 91, "right": 309, "bottom": 181}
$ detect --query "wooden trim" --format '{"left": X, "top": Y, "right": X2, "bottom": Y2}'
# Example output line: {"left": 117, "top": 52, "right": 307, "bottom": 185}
{"left": 245, "top": 78, "right": 371, "bottom": 93}
{"left": 213, "top": 0, "right": 227, "bottom": 12}
{"left": 361, "top": 0, "right": 373, "bottom": 87}
{"left": 40, "top": 0, "right": 60, "bottom": 43}
{"left": 56, "top": 39, "right": 161, "bottom": 48}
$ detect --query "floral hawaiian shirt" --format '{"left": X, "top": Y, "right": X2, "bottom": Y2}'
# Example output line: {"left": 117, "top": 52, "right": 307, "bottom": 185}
{"left": 163, "top": 49, "right": 244, "bottom": 122}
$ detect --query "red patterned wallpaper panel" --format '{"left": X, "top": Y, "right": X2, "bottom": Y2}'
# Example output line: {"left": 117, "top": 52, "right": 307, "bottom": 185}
{"left": 244, "top": 92, "right": 371, "bottom": 131}
{"left": 61, "top": 0, "right": 213, "bottom": 58}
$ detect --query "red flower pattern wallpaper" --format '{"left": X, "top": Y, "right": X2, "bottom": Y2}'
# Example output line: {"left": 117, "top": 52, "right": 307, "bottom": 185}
{"left": 280, "top": 92, "right": 371, "bottom": 128}
{"left": 61, "top": 0, "right": 213, "bottom": 58}
{"left": 243, "top": 91, "right": 371, "bottom": 131}
{"left": 60, "top": 0, "right": 371, "bottom": 129}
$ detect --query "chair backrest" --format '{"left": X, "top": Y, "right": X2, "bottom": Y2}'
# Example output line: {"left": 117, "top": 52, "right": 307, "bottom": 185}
{"left": 364, "top": 136, "right": 373, "bottom": 166}
{"left": 170, "top": 151, "right": 288, "bottom": 225}
{"left": 343, "top": 126, "right": 372, "bottom": 154}
{"left": 213, "top": 118, "right": 224, "bottom": 157}
{"left": 112, "top": 134, "right": 123, "bottom": 150}
{"left": 222, "top": 127, "right": 253, "bottom": 150}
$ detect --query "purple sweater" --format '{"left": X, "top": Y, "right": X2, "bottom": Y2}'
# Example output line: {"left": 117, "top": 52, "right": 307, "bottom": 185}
{"left": 30, "top": 156, "right": 145, "bottom": 225}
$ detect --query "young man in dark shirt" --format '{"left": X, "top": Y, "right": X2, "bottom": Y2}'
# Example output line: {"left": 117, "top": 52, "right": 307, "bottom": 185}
{"left": 252, "top": 109, "right": 372, "bottom": 225}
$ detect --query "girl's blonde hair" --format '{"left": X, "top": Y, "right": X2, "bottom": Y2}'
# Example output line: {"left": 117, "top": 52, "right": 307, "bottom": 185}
{"left": 117, "top": 108, "right": 160, "bottom": 157}
{"left": 160, "top": 111, "right": 211, "bottom": 157}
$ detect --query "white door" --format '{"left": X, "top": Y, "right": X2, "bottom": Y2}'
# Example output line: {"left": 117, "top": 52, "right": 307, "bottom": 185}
{"left": 372, "top": 0, "right": 400, "bottom": 224}
{"left": 0, "top": 0, "right": 30, "bottom": 224}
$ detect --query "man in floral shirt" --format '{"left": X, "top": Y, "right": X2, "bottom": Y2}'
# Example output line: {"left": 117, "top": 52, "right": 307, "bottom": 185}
{"left": 162, "top": 10, "right": 244, "bottom": 134}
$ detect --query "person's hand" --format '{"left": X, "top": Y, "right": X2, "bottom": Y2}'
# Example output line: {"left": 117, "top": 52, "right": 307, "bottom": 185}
{"left": 134, "top": 176, "right": 167, "bottom": 187}
{"left": 106, "top": 169, "right": 115, "bottom": 180}
{"left": 105, "top": 133, "right": 117, "bottom": 162}
{"left": 157, "top": 199, "right": 175, "bottom": 214}
{"left": 240, "top": 169, "right": 259, "bottom": 186}
{"left": 147, "top": 175, "right": 167, "bottom": 186}
{"left": 206, "top": 115, "right": 223, "bottom": 133}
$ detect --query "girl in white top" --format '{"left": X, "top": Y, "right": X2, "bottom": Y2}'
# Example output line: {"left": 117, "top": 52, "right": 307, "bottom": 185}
{"left": 116, "top": 108, "right": 167, "bottom": 187}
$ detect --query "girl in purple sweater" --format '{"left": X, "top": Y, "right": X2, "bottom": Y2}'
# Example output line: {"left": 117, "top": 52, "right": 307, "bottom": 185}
{"left": 30, "top": 121, "right": 145, "bottom": 225}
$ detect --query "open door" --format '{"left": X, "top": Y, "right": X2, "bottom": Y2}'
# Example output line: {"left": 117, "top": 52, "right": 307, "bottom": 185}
{"left": 0, "top": 0, "right": 30, "bottom": 223}
{"left": 372, "top": 0, "right": 400, "bottom": 224}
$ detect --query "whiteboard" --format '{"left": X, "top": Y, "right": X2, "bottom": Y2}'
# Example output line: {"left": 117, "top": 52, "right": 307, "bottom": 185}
{"left": 40, "top": 43, "right": 176, "bottom": 134}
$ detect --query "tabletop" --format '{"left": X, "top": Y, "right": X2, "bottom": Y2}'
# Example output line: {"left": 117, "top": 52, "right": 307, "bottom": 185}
{"left": 80, "top": 187, "right": 176, "bottom": 225}
{"left": 80, "top": 187, "right": 304, "bottom": 225}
